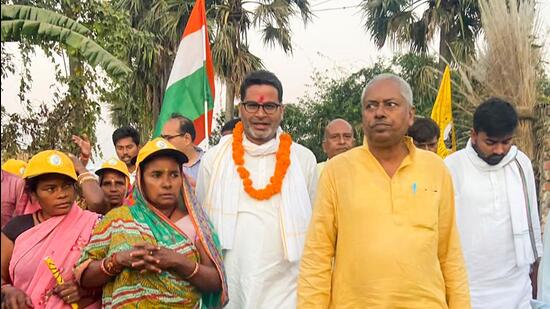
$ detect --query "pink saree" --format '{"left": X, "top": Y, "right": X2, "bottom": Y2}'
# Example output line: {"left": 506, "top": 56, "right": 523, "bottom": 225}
{"left": 8, "top": 204, "right": 100, "bottom": 308}
{"left": 1, "top": 171, "right": 39, "bottom": 228}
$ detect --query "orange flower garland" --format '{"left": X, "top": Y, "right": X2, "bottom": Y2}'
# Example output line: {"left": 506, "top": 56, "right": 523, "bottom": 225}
{"left": 232, "top": 122, "right": 292, "bottom": 200}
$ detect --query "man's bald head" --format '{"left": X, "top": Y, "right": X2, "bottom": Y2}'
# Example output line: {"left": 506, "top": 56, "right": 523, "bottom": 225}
{"left": 322, "top": 119, "right": 355, "bottom": 159}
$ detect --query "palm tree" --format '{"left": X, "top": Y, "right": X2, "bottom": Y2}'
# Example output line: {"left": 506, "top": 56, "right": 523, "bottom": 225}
{"left": 211, "top": 0, "right": 312, "bottom": 120}
{"left": 360, "top": 0, "right": 482, "bottom": 70}
{"left": 105, "top": 0, "right": 195, "bottom": 138}
{"left": 1, "top": 4, "right": 130, "bottom": 78}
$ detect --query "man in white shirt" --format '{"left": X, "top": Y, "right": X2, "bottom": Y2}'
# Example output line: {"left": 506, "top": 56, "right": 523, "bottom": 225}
{"left": 196, "top": 70, "right": 317, "bottom": 309}
{"left": 445, "top": 97, "right": 543, "bottom": 309}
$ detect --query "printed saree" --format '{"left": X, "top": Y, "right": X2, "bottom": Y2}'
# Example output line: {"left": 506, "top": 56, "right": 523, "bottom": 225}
{"left": 8, "top": 204, "right": 100, "bottom": 308}
{"left": 76, "top": 174, "right": 228, "bottom": 308}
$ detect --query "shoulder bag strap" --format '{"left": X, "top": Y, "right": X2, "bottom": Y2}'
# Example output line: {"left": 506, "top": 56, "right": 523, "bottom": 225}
{"left": 513, "top": 158, "right": 539, "bottom": 258}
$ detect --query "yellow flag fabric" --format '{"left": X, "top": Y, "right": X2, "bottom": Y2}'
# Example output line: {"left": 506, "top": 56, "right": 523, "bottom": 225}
{"left": 430, "top": 65, "right": 456, "bottom": 158}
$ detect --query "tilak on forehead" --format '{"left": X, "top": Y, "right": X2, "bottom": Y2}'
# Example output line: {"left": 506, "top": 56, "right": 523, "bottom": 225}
{"left": 258, "top": 95, "right": 265, "bottom": 103}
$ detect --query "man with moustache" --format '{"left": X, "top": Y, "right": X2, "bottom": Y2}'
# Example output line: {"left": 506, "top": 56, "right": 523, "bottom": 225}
{"left": 196, "top": 70, "right": 318, "bottom": 309}
{"left": 298, "top": 73, "right": 470, "bottom": 308}
{"left": 445, "top": 98, "right": 542, "bottom": 309}
{"left": 112, "top": 126, "right": 140, "bottom": 185}
{"left": 317, "top": 119, "right": 355, "bottom": 177}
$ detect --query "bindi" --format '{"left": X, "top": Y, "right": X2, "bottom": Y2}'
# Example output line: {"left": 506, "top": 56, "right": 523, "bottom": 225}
{"left": 258, "top": 95, "right": 265, "bottom": 103}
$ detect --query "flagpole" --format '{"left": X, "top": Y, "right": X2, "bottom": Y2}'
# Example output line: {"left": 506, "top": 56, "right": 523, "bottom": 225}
{"left": 201, "top": 15, "right": 209, "bottom": 150}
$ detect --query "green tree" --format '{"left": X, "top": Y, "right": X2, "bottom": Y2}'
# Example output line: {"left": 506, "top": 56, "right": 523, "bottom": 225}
{"left": 1, "top": 0, "right": 137, "bottom": 159}
{"left": 360, "top": 0, "right": 482, "bottom": 70}
{"left": 283, "top": 53, "right": 439, "bottom": 161}
{"left": 1, "top": 4, "right": 131, "bottom": 77}
{"left": 211, "top": 0, "right": 312, "bottom": 121}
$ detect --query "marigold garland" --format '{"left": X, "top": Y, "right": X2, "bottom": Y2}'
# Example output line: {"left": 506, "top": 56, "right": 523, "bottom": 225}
{"left": 232, "top": 121, "right": 292, "bottom": 200}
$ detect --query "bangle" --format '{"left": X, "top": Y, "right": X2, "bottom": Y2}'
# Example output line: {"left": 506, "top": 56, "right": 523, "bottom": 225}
{"left": 184, "top": 262, "right": 200, "bottom": 280}
{"left": 100, "top": 253, "right": 123, "bottom": 277}
{"left": 100, "top": 258, "right": 117, "bottom": 277}
{"left": 77, "top": 171, "right": 93, "bottom": 179}
{"left": 79, "top": 176, "right": 97, "bottom": 186}
{"left": 106, "top": 253, "right": 123, "bottom": 274}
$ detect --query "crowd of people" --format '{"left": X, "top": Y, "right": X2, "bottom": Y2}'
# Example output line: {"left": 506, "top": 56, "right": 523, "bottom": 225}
{"left": 0, "top": 70, "right": 548, "bottom": 308}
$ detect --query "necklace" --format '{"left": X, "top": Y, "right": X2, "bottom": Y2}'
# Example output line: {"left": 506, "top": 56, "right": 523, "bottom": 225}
{"left": 231, "top": 121, "right": 292, "bottom": 200}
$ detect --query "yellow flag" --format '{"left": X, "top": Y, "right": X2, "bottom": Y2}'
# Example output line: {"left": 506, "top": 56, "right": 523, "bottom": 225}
{"left": 430, "top": 65, "right": 456, "bottom": 158}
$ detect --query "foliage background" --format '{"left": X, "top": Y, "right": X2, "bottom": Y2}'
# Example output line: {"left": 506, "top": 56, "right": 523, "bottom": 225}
{"left": 282, "top": 53, "right": 443, "bottom": 162}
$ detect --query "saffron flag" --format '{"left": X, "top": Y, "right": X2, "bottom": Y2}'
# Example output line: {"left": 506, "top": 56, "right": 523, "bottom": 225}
{"left": 153, "top": 0, "right": 215, "bottom": 144}
{"left": 430, "top": 65, "right": 456, "bottom": 158}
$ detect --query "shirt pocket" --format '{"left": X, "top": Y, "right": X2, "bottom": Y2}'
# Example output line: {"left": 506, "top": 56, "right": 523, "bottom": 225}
{"left": 408, "top": 185, "right": 440, "bottom": 230}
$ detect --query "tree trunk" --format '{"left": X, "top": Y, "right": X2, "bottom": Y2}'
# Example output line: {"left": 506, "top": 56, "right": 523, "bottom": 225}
{"left": 68, "top": 55, "right": 81, "bottom": 77}
{"left": 225, "top": 80, "right": 236, "bottom": 121}
{"left": 438, "top": 25, "right": 451, "bottom": 72}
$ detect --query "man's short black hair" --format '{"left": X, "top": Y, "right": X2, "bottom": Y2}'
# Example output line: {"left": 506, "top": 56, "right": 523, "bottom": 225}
{"left": 221, "top": 118, "right": 241, "bottom": 134}
{"left": 112, "top": 126, "right": 140, "bottom": 146}
{"left": 239, "top": 70, "right": 283, "bottom": 102}
{"left": 407, "top": 117, "right": 440, "bottom": 143}
{"left": 169, "top": 113, "right": 196, "bottom": 141}
{"left": 473, "top": 97, "right": 518, "bottom": 137}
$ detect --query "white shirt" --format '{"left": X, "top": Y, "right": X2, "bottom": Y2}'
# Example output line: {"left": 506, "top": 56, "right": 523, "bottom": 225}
{"left": 445, "top": 141, "right": 541, "bottom": 309}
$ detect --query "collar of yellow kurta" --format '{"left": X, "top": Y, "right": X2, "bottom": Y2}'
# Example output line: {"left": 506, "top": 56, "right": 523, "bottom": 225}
{"left": 361, "top": 136, "right": 417, "bottom": 171}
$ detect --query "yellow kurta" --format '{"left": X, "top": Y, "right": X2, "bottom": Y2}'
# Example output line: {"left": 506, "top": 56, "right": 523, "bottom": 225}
{"left": 298, "top": 139, "right": 470, "bottom": 309}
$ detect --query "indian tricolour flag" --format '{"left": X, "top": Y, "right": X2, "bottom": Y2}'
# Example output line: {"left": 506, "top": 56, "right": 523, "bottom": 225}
{"left": 153, "top": 0, "right": 215, "bottom": 144}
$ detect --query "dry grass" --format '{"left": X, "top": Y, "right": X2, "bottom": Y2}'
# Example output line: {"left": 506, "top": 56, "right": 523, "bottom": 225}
{"left": 454, "top": 0, "right": 542, "bottom": 159}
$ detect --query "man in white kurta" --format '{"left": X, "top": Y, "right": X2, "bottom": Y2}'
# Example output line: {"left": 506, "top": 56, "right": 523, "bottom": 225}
{"left": 196, "top": 70, "right": 317, "bottom": 309}
{"left": 445, "top": 98, "right": 542, "bottom": 309}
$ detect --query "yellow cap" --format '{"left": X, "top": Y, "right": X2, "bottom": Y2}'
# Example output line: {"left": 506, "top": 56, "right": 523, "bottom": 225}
{"left": 23, "top": 150, "right": 77, "bottom": 181}
{"left": 136, "top": 138, "right": 188, "bottom": 169}
{"left": 2, "top": 159, "right": 27, "bottom": 177}
{"left": 95, "top": 157, "right": 130, "bottom": 179}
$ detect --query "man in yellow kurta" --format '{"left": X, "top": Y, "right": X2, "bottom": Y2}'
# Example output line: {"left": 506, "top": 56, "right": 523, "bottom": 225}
{"left": 298, "top": 73, "right": 470, "bottom": 308}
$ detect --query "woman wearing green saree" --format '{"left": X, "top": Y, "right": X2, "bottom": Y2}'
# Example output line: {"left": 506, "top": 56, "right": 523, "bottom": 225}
{"left": 75, "top": 138, "right": 227, "bottom": 308}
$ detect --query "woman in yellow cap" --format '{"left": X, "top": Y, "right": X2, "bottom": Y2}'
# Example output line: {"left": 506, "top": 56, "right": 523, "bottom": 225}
{"left": 1, "top": 159, "right": 27, "bottom": 177}
{"left": 0, "top": 150, "right": 101, "bottom": 308}
{"left": 94, "top": 158, "right": 131, "bottom": 211}
{"left": 75, "top": 138, "right": 227, "bottom": 308}
{"left": 1, "top": 159, "right": 32, "bottom": 228}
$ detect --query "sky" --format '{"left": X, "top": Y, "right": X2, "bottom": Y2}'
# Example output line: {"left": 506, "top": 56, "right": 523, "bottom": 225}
{"left": 2, "top": 0, "right": 549, "bottom": 164}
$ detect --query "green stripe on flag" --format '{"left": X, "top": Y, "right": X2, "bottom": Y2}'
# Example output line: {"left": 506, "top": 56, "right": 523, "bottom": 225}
{"left": 153, "top": 66, "right": 214, "bottom": 137}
